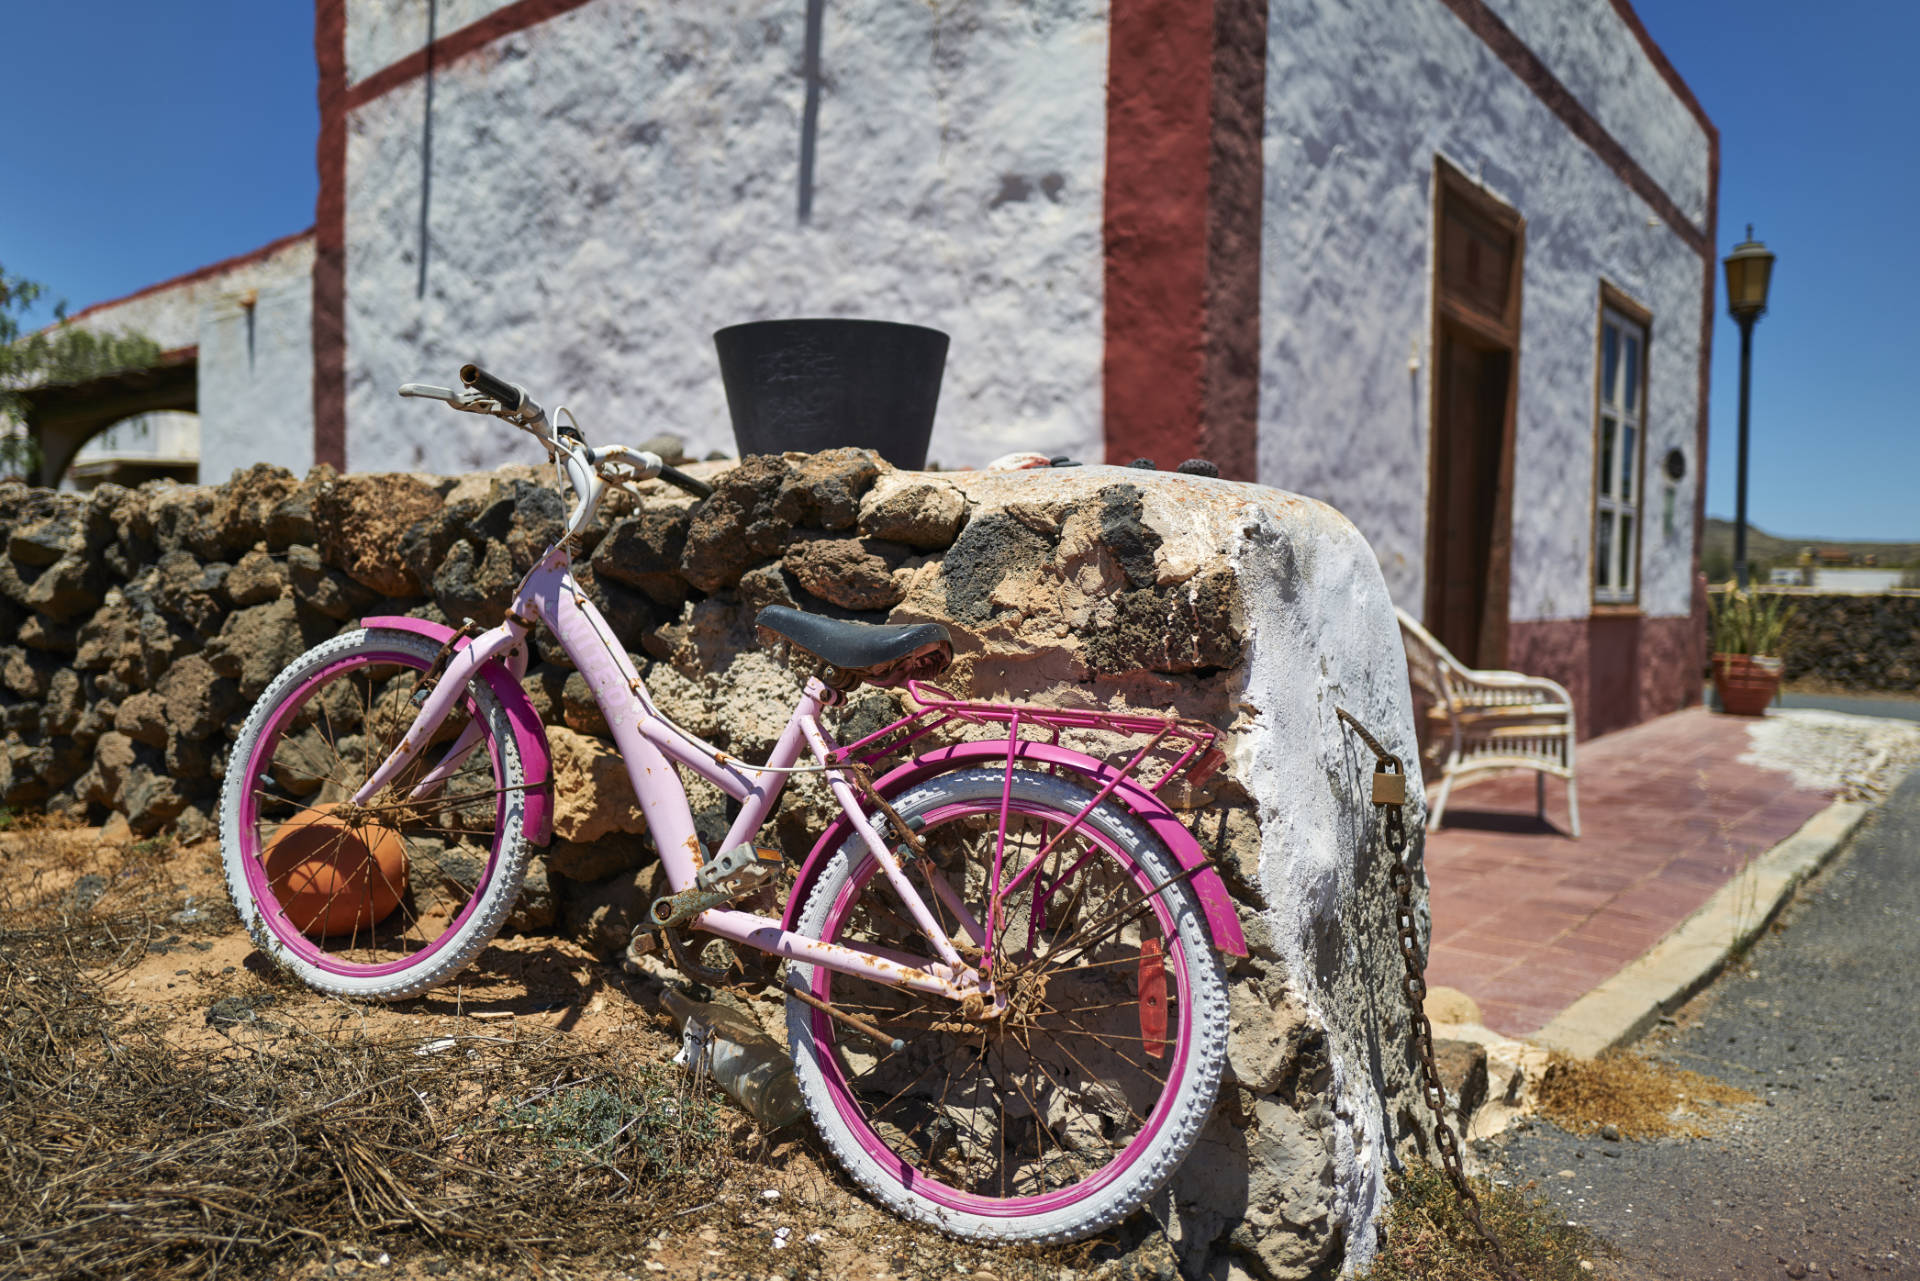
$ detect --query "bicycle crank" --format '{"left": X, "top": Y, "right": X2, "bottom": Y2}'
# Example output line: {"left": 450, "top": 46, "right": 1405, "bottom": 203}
{"left": 648, "top": 842, "right": 785, "bottom": 931}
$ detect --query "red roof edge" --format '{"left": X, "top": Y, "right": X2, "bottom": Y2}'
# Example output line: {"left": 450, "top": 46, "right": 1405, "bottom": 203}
{"left": 60, "top": 226, "right": 316, "bottom": 328}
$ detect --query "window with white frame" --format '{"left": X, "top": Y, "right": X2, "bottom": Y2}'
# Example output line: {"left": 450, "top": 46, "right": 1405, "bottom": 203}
{"left": 1594, "top": 304, "right": 1647, "bottom": 603}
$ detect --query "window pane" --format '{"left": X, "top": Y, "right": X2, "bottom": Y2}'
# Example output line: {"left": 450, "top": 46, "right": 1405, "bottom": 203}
{"left": 1597, "top": 511, "right": 1614, "bottom": 589}
{"left": 1624, "top": 334, "right": 1640, "bottom": 412}
{"left": 1621, "top": 423, "right": 1636, "bottom": 501}
{"left": 1619, "top": 514, "right": 1635, "bottom": 591}
{"left": 1602, "top": 324, "right": 1620, "bottom": 409}
{"left": 1599, "top": 417, "right": 1616, "bottom": 498}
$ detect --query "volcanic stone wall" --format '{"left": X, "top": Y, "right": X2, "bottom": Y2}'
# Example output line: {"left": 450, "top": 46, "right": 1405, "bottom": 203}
{"left": 1777, "top": 592, "right": 1920, "bottom": 693}
{"left": 0, "top": 452, "right": 1428, "bottom": 1277}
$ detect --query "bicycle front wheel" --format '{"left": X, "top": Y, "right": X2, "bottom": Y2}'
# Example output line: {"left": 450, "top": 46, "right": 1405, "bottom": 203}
{"left": 218, "top": 627, "right": 533, "bottom": 1000}
{"left": 787, "top": 767, "right": 1229, "bottom": 1242}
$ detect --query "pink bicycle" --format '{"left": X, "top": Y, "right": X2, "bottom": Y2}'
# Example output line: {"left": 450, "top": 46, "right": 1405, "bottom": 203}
{"left": 219, "top": 365, "right": 1243, "bottom": 1241}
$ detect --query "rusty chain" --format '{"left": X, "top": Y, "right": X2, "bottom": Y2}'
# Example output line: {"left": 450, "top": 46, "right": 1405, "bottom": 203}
{"left": 1339, "top": 708, "right": 1530, "bottom": 1281}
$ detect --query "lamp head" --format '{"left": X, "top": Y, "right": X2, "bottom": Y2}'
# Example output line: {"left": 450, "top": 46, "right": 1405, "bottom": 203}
{"left": 1723, "top": 224, "right": 1775, "bottom": 323}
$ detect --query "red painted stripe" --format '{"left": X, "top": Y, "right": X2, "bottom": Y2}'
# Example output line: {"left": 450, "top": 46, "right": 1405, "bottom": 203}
{"left": 344, "top": 0, "right": 599, "bottom": 110}
{"left": 313, "top": 0, "right": 348, "bottom": 470}
{"left": 1691, "top": 132, "right": 1719, "bottom": 614}
{"left": 1199, "top": 0, "right": 1265, "bottom": 482}
{"left": 1437, "top": 0, "right": 1710, "bottom": 260}
{"left": 1102, "top": 0, "right": 1212, "bottom": 471}
{"left": 59, "top": 228, "right": 313, "bottom": 328}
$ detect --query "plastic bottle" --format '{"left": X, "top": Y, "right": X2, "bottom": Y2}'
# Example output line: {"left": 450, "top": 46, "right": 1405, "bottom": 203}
{"left": 661, "top": 987, "right": 807, "bottom": 1131}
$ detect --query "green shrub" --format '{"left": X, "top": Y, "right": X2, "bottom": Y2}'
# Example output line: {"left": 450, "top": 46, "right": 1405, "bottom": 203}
{"left": 1708, "top": 583, "right": 1794, "bottom": 657}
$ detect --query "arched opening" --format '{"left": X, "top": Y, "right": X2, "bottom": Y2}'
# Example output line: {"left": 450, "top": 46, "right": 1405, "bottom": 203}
{"left": 62, "top": 410, "right": 200, "bottom": 491}
{"left": 18, "top": 347, "right": 198, "bottom": 487}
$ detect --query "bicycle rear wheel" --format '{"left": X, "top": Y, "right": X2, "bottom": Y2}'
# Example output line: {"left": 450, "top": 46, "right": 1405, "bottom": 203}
{"left": 786, "top": 767, "right": 1228, "bottom": 1242}
{"left": 218, "top": 627, "right": 532, "bottom": 999}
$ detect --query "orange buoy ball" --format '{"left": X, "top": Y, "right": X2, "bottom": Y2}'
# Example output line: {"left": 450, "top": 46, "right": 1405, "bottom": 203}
{"left": 261, "top": 802, "right": 409, "bottom": 937}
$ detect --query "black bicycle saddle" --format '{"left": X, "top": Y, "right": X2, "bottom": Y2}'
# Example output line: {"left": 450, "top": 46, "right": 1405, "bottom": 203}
{"left": 754, "top": 605, "right": 953, "bottom": 688}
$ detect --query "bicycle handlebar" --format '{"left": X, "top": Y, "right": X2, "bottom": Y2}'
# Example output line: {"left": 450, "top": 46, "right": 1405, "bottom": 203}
{"left": 398, "top": 368, "right": 714, "bottom": 502}
{"left": 657, "top": 464, "right": 714, "bottom": 500}
{"left": 459, "top": 363, "right": 526, "bottom": 414}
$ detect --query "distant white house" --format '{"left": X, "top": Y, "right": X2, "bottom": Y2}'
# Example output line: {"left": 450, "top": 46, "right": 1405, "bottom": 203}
{"left": 1810, "top": 566, "right": 1907, "bottom": 594}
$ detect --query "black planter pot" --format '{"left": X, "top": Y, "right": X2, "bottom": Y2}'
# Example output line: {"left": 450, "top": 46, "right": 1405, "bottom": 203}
{"left": 713, "top": 318, "right": 948, "bottom": 469}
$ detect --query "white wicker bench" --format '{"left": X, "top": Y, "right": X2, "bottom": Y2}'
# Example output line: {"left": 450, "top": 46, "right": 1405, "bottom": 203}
{"left": 1396, "top": 608, "right": 1580, "bottom": 837}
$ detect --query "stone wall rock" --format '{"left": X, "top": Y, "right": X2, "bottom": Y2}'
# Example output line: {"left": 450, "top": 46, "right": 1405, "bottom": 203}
{"left": 1770, "top": 592, "right": 1920, "bottom": 693}
{"left": 0, "top": 455, "right": 1425, "bottom": 1277}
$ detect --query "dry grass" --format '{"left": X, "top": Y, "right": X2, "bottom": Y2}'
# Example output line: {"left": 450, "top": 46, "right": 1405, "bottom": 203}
{"left": 1535, "top": 1050, "right": 1754, "bottom": 1141}
{"left": 1362, "top": 1161, "right": 1619, "bottom": 1281}
{"left": 0, "top": 827, "right": 1141, "bottom": 1281}
{"left": 0, "top": 907, "right": 740, "bottom": 1278}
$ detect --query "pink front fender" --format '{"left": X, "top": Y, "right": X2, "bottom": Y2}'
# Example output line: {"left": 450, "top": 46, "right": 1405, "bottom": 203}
{"left": 361, "top": 616, "right": 553, "bottom": 847}
{"left": 783, "top": 740, "right": 1248, "bottom": 956}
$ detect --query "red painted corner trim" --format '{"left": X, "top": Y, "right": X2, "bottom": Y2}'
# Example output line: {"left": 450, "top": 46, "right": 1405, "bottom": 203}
{"left": 313, "top": 0, "right": 348, "bottom": 471}
{"left": 59, "top": 228, "right": 314, "bottom": 328}
{"left": 1437, "top": 0, "right": 1709, "bottom": 260}
{"left": 1103, "top": 0, "right": 1212, "bottom": 471}
{"left": 1692, "top": 130, "right": 1719, "bottom": 600}
{"left": 344, "top": 0, "right": 600, "bottom": 111}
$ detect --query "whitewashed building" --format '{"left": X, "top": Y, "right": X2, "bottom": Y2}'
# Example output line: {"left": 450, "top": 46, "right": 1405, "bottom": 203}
{"left": 44, "top": 0, "right": 1716, "bottom": 735}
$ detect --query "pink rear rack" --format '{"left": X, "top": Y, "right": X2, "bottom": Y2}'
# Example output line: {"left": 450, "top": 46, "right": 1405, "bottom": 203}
{"left": 831, "top": 680, "right": 1226, "bottom": 797}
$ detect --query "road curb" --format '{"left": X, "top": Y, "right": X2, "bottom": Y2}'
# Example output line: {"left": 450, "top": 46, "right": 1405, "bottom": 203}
{"left": 1530, "top": 798, "right": 1873, "bottom": 1059}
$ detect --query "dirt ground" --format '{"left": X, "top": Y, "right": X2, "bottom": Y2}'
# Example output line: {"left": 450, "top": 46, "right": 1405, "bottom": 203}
{"left": 1, "top": 821, "right": 1182, "bottom": 1281}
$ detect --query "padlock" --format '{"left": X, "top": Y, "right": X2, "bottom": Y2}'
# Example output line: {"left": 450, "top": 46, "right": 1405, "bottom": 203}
{"left": 1371, "top": 765, "right": 1407, "bottom": 807}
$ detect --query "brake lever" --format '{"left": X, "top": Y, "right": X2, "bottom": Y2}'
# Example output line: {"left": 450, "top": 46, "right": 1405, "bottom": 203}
{"left": 398, "top": 383, "right": 497, "bottom": 413}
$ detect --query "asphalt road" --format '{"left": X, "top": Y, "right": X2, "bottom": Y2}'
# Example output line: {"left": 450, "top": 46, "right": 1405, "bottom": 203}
{"left": 1702, "top": 682, "right": 1920, "bottom": 724}
{"left": 1490, "top": 764, "right": 1920, "bottom": 1279}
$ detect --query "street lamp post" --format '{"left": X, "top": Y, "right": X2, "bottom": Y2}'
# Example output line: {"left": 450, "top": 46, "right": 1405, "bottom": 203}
{"left": 1724, "top": 226, "right": 1776, "bottom": 589}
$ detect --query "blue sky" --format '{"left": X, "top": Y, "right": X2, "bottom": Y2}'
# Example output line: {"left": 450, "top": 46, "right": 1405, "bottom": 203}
{"left": 1, "top": 3, "right": 1913, "bottom": 539}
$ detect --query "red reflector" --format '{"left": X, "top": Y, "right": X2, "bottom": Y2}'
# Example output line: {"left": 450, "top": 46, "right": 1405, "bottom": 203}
{"left": 1138, "top": 936, "right": 1168, "bottom": 1059}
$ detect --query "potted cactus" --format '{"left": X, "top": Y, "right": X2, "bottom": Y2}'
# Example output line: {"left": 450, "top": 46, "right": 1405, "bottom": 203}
{"left": 1709, "top": 584, "right": 1794, "bottom": 716}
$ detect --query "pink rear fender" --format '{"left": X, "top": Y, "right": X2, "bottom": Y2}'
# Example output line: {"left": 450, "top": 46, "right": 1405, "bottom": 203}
{"left": 361, "top": 616, "right": 554, "bottom": 847}
{"left": 783, "top": 740, "right": 1249, "bottom": 957}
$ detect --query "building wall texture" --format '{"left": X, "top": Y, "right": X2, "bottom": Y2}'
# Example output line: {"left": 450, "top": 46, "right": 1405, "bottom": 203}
{"left": 337, "top": 0, "right": 1110, "bottom": 474}
{"left": 1256, "top": 0, "right": 1709, "bottom": 627}
{"left": 199, "top": 270, "right": 318, "bottom": 485}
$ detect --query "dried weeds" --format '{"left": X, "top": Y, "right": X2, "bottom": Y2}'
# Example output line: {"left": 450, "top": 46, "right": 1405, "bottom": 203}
{"left": 0, "top": 832, "right": 1143, "bottom": 1281}
{"left": 0, "top": 895, "right": 736, "bottom": 1277}
{"left": 1536, "top": 1050, "right": 1754, "bottom": 1141}
{"left": 1362, "top": 1160, "right": 1622, "bottom": 1280}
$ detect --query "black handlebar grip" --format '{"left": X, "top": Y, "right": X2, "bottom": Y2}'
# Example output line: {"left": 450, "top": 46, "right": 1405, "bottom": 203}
{"left": 657, "top": 465, "right": 714, "bottom": 500}
{"left": 460, "top": 363, "right": 524, "bottom": 412}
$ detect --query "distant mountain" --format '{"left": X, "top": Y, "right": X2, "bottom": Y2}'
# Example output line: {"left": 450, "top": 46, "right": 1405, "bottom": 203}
{"left": 1702, "top": 517, "right": 1920, "bottom": 580}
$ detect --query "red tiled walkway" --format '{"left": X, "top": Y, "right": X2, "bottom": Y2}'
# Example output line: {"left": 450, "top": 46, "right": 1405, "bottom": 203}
{"left": 1422, "top": 707, "right": 1833, "bottom": 1038}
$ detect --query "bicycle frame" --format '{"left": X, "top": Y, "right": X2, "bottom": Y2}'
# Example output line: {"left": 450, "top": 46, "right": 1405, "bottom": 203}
{"left": 350, "top": 543, "right": 986, "bottom": 1005}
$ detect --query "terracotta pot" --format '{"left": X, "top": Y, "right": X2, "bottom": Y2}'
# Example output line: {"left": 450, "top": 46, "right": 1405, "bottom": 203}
{"left": 1711, "top": 653, "right": 1783, "bottom": 717}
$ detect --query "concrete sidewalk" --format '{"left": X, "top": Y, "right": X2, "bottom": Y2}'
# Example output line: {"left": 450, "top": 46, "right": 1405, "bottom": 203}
{"left": 1421, "top": 706, "right": 1887, "bottom": 1043}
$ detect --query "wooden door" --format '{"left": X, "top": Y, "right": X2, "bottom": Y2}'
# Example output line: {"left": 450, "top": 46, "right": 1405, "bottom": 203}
{"left": 1425, "top": 159, "right": 1524, "bottom": 671}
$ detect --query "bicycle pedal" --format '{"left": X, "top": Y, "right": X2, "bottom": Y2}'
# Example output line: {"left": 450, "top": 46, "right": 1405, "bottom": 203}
{"left": 695, "top": 843, "right": 784, "bottom": 894}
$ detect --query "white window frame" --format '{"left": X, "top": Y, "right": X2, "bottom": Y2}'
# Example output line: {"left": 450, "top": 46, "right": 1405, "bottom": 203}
{"left": 1593, "top": 299, "right": 1648, "bottom": 605}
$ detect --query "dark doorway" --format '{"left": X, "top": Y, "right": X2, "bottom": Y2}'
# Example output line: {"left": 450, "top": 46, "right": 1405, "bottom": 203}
{"left": 1430, "top": 326, "right": 1512, "bottom": 668}
{"left": 1425, "top": 158, "right": 1524, "bottom": 670}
